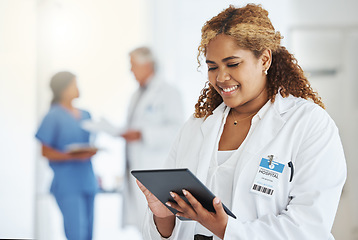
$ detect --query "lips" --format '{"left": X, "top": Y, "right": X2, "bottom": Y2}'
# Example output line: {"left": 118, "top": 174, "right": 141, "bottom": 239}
{"left": 218, "top": 85, "right": 239, "bottom": 95}
{"left": 221, "top": 85, "right": 238, "bottom": 92}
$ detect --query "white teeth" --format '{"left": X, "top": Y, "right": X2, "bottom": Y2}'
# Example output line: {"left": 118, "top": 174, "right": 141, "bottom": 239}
{"left": 222, "top": 85, "right": 238, "bottom": 93}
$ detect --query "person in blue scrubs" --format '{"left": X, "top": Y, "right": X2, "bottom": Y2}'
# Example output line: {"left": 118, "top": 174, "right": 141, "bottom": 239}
{"left": 36, "top": 71, "right": 98, "bottom": 240}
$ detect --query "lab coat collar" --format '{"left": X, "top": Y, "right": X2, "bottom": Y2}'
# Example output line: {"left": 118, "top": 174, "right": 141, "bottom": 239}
{"left": 200, "top": 102, "right": 228, "bottom": 137}
{"left": 233, "top": 92, "right": 297, "bottom": 154}
{"left": 141, "top": 74, "right": 160, "bottom": 89}
{"left": 199, "top": 92, "right": 296, "bottom": 136}
{"left": 274, "top": 91, "right": 297, "bottom": 115}
{"left": 139, "top": 73, "right": 155, "bottom": 88}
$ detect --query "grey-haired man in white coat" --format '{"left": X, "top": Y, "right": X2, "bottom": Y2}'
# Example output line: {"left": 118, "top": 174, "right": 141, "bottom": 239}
{"left": 120, "top": 47, "right": 184, "bottom": 231}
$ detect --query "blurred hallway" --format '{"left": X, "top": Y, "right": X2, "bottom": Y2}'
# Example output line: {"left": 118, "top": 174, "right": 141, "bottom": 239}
{"left": 1, "top": 0, "right": 358, "bottom": 239}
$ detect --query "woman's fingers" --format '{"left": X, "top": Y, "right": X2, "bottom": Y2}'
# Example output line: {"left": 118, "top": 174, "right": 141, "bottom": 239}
{"left": 164, "top": 189, "right": 229, "bottom": 238}
{"left": 168, "top": 192, "right": 187, "bottom": 212}
{"left": 182, "top": 189, "right": 206, "bottom": 213}
{"left": 212, "top": 197, "right": 227, "bottom": 218}
{"left": 170, "top": 191, "right": 194, "bottom": 218}
{"left": 168, "top": 190, "right": 206, "bottom": 220}
{"left": 165, "top": 201, "right": 182, "bottom": 212}
{"left": 136, "top": 183, "right": 226, "bottom": 226}
{"left": 210, "top": 197, "right": 229, "bottom": 239}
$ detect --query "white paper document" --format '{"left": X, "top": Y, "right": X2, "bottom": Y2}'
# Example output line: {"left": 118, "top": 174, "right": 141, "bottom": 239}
{"left": 81, "top": 118, "right": 125, "bottom": 136}
{"left": 65, "top": 143, "right": 98, "bottom": 154}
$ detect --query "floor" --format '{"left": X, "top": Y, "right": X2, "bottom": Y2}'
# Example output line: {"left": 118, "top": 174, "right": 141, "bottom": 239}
{"left": 36, "top": 193, "right": 142, "bottom": 240}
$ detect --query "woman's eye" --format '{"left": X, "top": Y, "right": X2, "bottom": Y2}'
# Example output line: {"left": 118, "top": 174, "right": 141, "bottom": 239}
{"left": 227, "top": 63, "right": 239, "bottom": 68}
{"left": 208, "top": 66, "right": 218, "bottom": 71}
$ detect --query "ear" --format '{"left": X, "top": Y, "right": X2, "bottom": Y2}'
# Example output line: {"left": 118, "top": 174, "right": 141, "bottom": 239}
{"left": 260, "top": 49, "right": 272, "bottom": 73}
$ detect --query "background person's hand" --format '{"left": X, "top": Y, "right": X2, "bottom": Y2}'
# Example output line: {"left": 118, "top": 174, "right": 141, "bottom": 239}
{"left": 121, "top": 130, "right": 142, "bottom": 142}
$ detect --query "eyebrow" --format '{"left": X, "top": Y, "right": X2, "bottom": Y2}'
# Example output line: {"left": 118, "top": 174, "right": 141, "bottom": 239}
{"left": 206, "top": 56, "right": 241, "bottom": 64}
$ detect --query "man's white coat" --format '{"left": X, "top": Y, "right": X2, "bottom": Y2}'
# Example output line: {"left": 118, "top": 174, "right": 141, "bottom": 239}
{"left": 123, "top": 76, "right": 184, "bottom": 229}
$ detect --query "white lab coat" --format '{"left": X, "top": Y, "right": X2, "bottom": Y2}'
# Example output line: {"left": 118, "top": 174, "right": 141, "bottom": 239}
{"left": 142, "top": 92, "right": 346, "bottom": 240}
{"left": 123, "top": 76, "right": 184, "bottom": 229}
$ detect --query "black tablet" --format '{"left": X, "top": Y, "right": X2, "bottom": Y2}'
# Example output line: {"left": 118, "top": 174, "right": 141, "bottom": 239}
{"left": 131, "top": 168, "right": 236, "bottom": 220}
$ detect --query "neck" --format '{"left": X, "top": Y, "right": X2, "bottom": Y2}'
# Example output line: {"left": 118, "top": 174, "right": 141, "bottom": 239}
{"left": 140, "top": 76, "right": 153, "bottom": 88}
{"left": 60, "top": 99, "right": 73, "bottom": 110}
{"left": 232, "top": 87, "right": 268, "bottom": 115}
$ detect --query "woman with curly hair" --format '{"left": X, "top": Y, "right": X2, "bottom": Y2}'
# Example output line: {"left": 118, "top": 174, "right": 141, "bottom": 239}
{"left": 137, "top": 4, "right": 346, "bottom": 240}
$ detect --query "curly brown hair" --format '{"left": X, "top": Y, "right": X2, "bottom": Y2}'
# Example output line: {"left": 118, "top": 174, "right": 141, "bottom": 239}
{"left": 194, "top": 4, "right": 324, "bottom": 119}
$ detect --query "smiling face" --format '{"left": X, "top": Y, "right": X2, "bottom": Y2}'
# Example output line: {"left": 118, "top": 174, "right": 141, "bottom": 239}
{"left": 205, "top": 34, "right": 270, "bottom": 113}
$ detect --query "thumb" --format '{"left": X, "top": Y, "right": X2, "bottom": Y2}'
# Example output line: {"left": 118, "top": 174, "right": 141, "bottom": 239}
{"left": 213, "top": 197, "right": 226, "bottom": 217}
{"left": 136, "top": 179, "right": 153, "bottom": 199}
{"left": 136, "top": 179, "right": 146, "bottom": 192}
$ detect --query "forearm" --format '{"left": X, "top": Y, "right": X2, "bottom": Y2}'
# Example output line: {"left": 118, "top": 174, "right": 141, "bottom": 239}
{"left": 153, "top": 215, "right": 176, "bottom": 238}
{"left": 41, "top": 144, "right": 71, "bottom": 161}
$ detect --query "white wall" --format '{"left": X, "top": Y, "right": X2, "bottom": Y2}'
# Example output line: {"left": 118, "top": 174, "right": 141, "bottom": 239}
{"left": 288, "top": 1, "right": 358, "bottom": 239}
{"left": 0, "top": 0, "right": 37, "bottom": 238}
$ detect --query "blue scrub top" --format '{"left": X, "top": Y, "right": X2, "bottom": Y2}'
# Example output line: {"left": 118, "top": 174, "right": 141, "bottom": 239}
{"left": 36, "top": 104, "right": 98, "bottom": 195}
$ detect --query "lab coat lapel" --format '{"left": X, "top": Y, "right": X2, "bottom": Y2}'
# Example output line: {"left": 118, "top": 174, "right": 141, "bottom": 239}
{"left": 196, "top": 103, "right": 229, "bottom": 184}
{"left": 232, "top": 94, "right": 296, "bottom": 207}
{"left": 244, "top": 106, "right": 285, "bottom": 155}
{"left": 243, "top": 94, "right": 296, "bottom": 155}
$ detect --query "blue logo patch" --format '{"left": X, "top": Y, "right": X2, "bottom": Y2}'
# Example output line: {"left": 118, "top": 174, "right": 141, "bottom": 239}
{"left": 259, "top": 158, "right": 285, "bottom": 173}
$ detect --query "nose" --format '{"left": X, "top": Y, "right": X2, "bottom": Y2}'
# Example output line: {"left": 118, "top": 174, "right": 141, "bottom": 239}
{"left": 216, "top": 70, "right": 231, "bottom": 82}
